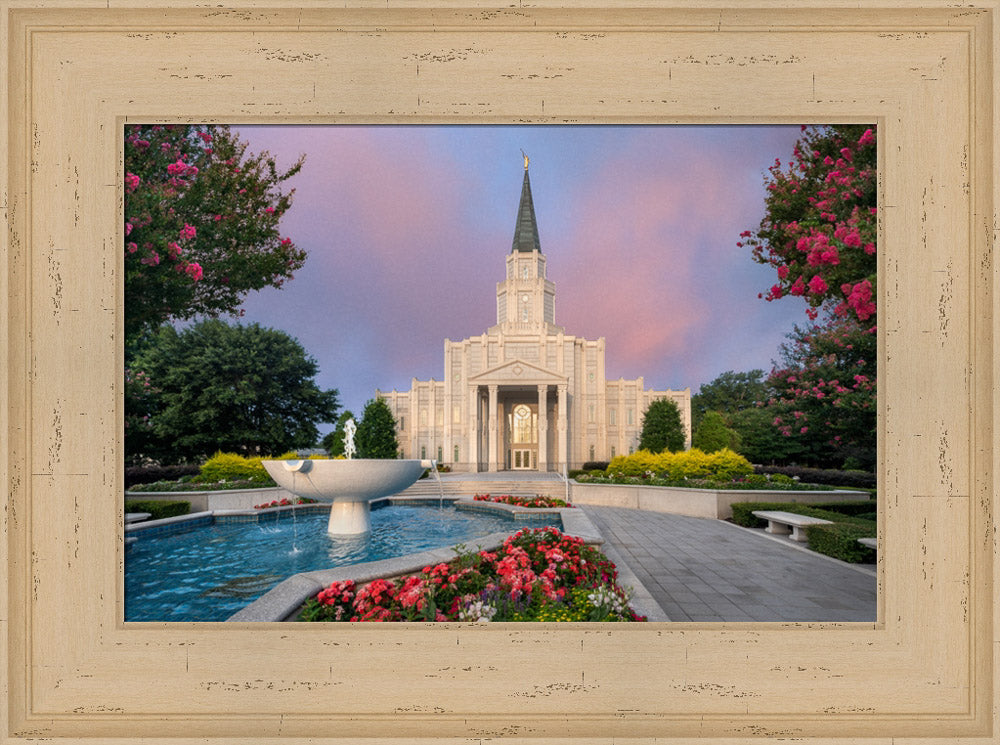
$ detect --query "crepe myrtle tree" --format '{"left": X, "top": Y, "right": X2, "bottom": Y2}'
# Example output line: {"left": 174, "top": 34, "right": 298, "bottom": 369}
{"left": 355, "top": 398, "right": 400, "bottom": 459}
{"left": 740, "top": 125, "right": 877, "bottom": 469}
{"left": 124, "top": 124, "right": 305, "bottom": 353}
{"left": 127, "top": 320, "right": 339, "bottom": 464}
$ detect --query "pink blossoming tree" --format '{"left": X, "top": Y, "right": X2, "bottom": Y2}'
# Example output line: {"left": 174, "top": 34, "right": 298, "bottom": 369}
{"left": 742, "top": 125, "right": 877, "bottom": 469}
{"left": 124, "top": 124, "right": 305, "bottom": 348}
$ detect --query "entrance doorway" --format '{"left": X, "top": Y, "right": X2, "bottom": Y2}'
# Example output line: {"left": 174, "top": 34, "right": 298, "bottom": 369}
{"left": 506, "top": 402, "right": 537, "bottom": 470}
{"left": 511, "top": 449, "right": 534, "bottom": 470}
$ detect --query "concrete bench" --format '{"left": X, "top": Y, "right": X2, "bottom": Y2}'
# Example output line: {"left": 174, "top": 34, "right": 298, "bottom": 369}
{"left": 752, "top": 510, "right": 832, "bottom": 542}
{"left": 857, "top": 537, "right": 877, "bottom": 550}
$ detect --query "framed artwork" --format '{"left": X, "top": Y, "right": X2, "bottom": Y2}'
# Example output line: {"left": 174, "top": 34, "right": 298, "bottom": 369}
{"left": 2, "top": 2, "right": 997, "bottom": 742}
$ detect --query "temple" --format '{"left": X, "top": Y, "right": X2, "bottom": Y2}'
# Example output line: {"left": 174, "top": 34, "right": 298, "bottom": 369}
{"left": 377, "top": 161, "right": 691, "bottom": 471}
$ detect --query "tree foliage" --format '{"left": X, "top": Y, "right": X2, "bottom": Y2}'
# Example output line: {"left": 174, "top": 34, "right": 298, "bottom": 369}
{"left": 743, "top": 125, "right": 877, "bottom": 328}
{"left": 356, "top": 398, "right": 400, "bottom": 459}
{"left": 691, "top": 369, "right": 767, "bottom": 431}
{"left": 638, "top": 398, "right": 685, "bottom": 454}
{"left": 738, "top": 124, "right": 878, "bottom": 469}
{"left": 691, "top": 411, "right": 740, "bottom": 453}
{"left": 124, "top": 124, "right": 305, "bottom": 349}
{"left": 127, "top": 320, "right": 338, "bottom": 464}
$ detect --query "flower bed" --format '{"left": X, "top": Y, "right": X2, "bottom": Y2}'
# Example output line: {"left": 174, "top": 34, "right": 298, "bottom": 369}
{"left": 472, "top": 493, "right": 573, "bottom": 509}
{"left": 576, "top": 471, "right": 828, "bottom": 491}
{"left": 253, "top": 497, "right": 318, "bottom": 509}
{"left": 298, "top": 526, "right": 645, "bottom": 622}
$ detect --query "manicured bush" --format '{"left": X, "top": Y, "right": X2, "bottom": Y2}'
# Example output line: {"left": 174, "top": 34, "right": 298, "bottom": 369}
{"left": 729, "top": 501, "right": 861, "bottom": 528}
{"left": 581, "top": 461, "right": 610, "bottom": 472}
{"left": 754, "top": 464, "right": 875, "bottom": 489}
{"left": 196, "top": 452, "right": 274, "bottom": 484}
{"left": 805, "top": 522, "right": 876, "bottom": 563}
{"left": 124, "top": 500, "right": 190, "bottom": 520}
{"left": 124, "top": 464, "right": 200, "bottom": 488}
{"left": 808, "top": 501, "right": 877, "bottom": 517}
{"left": 606, "top": 448, "right": 753, "bottom": 481}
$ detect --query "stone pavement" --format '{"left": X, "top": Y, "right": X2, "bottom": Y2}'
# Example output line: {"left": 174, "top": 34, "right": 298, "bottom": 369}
{"left": 581, "top": 505, "right": 876, "bottom": 623}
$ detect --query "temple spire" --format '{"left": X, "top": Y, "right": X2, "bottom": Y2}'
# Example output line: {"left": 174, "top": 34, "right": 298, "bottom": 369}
{"left": 511, "top": 155, "right": 541, "bottom": 254}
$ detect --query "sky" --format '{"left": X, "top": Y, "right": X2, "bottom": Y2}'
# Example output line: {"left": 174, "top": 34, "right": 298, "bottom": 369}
{"left": 233, "top": 125, "right": 809, "bottom": 431}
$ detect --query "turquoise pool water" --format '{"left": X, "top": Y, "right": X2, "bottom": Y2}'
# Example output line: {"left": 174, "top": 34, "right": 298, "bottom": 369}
{"left": 124, "top": 504, "right": 557, "bottom": 622}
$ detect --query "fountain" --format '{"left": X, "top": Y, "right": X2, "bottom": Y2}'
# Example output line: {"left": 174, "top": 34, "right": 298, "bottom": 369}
{"left": 261, "top": 418, "right": 431, "bottom": 536}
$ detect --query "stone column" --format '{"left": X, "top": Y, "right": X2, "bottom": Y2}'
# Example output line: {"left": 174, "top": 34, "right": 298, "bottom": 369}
{"left": 557, "top": 384, "right": 568, "bottom": 473}
{"left": 468, "top": 385, "right": 479, "bottom": 472}
{"left": 487, "top": 384, "right": 499, "bottom": 472}
{"left": 537, "top": 384, "right": 548, "bottom": 472}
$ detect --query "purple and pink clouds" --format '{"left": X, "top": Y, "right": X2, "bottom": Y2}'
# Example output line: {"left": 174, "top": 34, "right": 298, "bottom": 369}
{"left": 235, "top": 125, "right": 808, "bottom": 426}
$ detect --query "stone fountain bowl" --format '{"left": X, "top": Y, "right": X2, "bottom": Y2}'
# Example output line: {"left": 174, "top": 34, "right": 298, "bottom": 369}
{"left": 261, "top": 458, "right": 427, "bottom": 503}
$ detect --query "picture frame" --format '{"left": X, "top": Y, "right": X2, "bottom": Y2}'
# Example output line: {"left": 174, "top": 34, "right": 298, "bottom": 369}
{"left": 2, "top": 2, "right": 996, "bottom": 742}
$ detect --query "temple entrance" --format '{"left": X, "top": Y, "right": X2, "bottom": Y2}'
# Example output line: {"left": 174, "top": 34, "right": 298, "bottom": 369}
{"left": 506, "top": 402, "right": 537, "bottom": 470}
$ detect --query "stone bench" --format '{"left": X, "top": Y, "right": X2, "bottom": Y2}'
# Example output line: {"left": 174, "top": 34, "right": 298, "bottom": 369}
{"left": 857, "top": 537, "right": 877, "bottom": 550}
{"left": 752, "top": 510, "right": 833, "bottom": 542}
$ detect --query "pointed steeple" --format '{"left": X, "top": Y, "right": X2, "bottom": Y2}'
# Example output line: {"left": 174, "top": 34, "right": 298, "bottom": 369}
{"left": 511, "top": 156, "right": 541, "bottom": 254}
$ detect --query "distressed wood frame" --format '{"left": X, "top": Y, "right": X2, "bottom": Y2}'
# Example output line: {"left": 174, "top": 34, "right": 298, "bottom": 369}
{"left": 1, "top": 1, "right": 997, "bottom": 742}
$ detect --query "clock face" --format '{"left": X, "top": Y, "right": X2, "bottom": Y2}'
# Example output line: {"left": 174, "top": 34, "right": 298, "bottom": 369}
{"left": 521, "top": 294, "right": 529, "bottom": 302}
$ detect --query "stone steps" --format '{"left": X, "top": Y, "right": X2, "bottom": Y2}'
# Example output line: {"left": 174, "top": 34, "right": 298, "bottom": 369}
{"left": 396, "top": 478, "right": 568, "bottom": 499}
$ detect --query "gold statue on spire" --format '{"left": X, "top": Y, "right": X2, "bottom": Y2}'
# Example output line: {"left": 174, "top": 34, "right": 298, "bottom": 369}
{"left": 521, "top": 149, "right": 529, "bottom": 170}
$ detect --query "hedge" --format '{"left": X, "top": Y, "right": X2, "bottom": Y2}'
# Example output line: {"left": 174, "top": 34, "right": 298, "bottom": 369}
{"left": 124, "top": 464, "right": 200, "bottom": 488}
{"left": 805, "top": 522, "right": 876, "bottom": 563}
{"left": 124, "top": 500, "right": 191, "bottom": 520}
{"left": 606, "top": 448, "right": 753, "bottom": 481}
{"left": 753, "top": 464, "right": 875, "bottom": 489}
{"left": 731, "top": 500, "right": 876, "bottom": 563}
{"left": 196, "top": 452, "right": 274, "bottom": 484}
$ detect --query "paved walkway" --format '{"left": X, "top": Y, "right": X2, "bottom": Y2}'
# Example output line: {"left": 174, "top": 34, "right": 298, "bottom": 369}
{"left": 581, "top": 505, "right": 876, "bottom": 623}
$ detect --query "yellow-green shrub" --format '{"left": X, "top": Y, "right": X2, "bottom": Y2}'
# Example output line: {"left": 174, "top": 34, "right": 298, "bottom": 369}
{"left": 605, "top": 448, "right": 752, "bottom": 481}
{"left": 197, "top": 452, "right": 271, "bottom": 483}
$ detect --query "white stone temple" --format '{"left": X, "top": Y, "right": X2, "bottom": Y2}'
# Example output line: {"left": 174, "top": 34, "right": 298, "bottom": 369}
{"left": 377, "top": 160, "right": 691, "bottom": 472}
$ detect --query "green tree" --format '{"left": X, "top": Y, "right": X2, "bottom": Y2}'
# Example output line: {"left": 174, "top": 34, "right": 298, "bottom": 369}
{"left": 321, "top": 410, "right": 356, "bottom": 456}
{"left": 129, "top": 320, "right": 338, "bottom": 464}
{"left": 691, "top": 369, "right": 767, "bottom": 431}
{"left": 355, "top": 398, "right": 399, "bottom": 459}
{"left": 124, "top": 124, "right": 305, "bottom": 349}
{"left": 638, "top": 398, "right": 685, "bottom": 454}
{"left": 692, "top": 411, "right": 740, "bottom": 453}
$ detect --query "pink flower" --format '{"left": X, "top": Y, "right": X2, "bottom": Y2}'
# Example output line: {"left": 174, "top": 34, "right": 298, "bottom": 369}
{"left": 185, "top": 262, "right": 204, "bottom": 281}
{"left": 789, "top": 276, "right": 806, "bottom": 296}
{"left": 179, "top": 223, "right": 197, "bottom": 241}
{"left": 125, "top": 172, "right": 141, "bottom": 193}
{"left": 214, "top": 214, "right": 223, "bottom": 221}
{"left": 776, "top": 265, "right": 789, "bottom": 279}
{"left": 166, "top": 241, "right": 182, "bottom": 258}
{"left": 125, "top": 221, "right": 133, "bottom": 236}
{"left": 858, "top": 128, "right": 875, "bottom": 146}
{"left": 807, "top": 275, "right": 828, "bottom": 294}
{"left": 126, "top": 242, "right": 137, "bottom": 253}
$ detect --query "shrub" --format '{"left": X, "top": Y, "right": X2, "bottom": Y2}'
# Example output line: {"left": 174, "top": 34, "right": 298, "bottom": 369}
{"left": 196, "top": 452, "right": 273, "bottom": 484}
{"left": 691, "top": 411, "right": 740, "bottom": 453}
{"left": 124, "top": 500, "right": 190, "bottom": 520}
{"left": 809, "top": 501, "right": 877, "bottom": 517}
{"left": 581, "top": 461, "right": 610, "bottom": 472}
{"left": 754, "top": 464, "right": 875, "bottom": 489}
{"left": 729, "top": 501, "right": 859, "bottom": 528}
{"left": 606, "top": 448, "right": 753, "bottom": 481}
{"left": 805, "top": 522, "right": 876, "bottom": 563}
{"left": 124, "top": 464, "right": 200, "bottom": 488}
